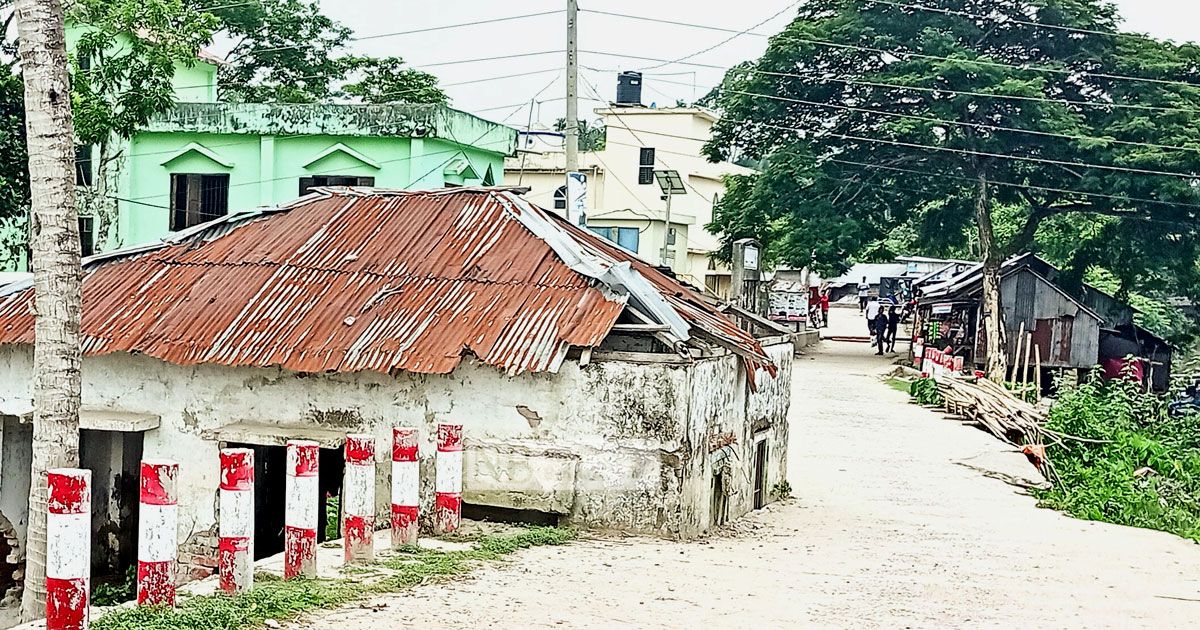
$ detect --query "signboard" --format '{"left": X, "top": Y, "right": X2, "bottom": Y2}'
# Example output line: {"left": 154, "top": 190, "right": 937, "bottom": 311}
{"left": 743, "top": 245, "right": 759, "bottom": 271}
{"left": 567, "top": 172, "right": 587, "bottom": 226}
{"left": 931, "top": 303, "right": 953, "bottom": 315}
{"left": 769, "top": 290, "right": 808, "bottom": 322}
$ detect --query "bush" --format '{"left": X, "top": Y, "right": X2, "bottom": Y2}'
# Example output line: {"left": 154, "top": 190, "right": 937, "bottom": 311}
{"left": 1035, "top": 372, "right": 1200, "bottom": 541}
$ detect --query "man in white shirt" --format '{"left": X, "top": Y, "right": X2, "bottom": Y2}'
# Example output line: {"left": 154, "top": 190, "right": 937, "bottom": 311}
{"left": 857, "top": 277, "right": 870, "bottom": 311}
{"left": 864, "top": 297, "right": 881, "bottom": 341}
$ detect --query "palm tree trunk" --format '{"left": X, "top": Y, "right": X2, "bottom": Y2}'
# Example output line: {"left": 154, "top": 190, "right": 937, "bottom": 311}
{"left": 975, "top": 172, "right": 1008, "bottom": 381}
{"left": 15, "top": 0, "right": 83, "bottom": 621}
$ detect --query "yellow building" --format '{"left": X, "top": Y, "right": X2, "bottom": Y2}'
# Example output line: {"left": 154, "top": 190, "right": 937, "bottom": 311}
{"left": 504, "top": 106, "right": 752, "bottom": 298}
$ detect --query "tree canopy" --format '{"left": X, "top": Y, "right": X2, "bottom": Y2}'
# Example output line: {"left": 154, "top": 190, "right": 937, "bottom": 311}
{"left": 705, "top": 0, "right": 1200, "bottom": 352}
{"left": 199, "top": 0, "right": 446, "bottom": 105}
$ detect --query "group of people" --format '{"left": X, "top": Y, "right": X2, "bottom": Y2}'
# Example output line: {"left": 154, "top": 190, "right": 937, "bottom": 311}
{"left": 859, "top": 277, "right": 900, "bottom": 355}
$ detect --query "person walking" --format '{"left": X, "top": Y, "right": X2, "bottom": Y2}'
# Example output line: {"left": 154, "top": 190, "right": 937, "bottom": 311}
{"left": 820, "top": 290, "right": 830, "bottom": 328}
{"left": 857, "top": 276, "right": 870, "bottom": 311}
{"left": 864, "top": 296, "right": 881, "bottom": 341}
{"left": 886, "top": 305, "right": 901, "bottom": 353}
{"left": 873, "top": 307, "right": 888, "bottom": 355}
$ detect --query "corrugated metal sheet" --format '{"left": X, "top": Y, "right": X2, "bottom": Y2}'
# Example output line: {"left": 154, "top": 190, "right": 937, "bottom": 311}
{"left": 0, "top": 187, "right": 770, "bottom": 377}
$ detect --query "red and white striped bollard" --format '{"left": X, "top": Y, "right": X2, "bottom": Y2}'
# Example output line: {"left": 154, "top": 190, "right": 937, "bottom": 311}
{"left": 343, "top": 434, "right": 375, "bottom": 564}
{"left": 284, "top": 440, "right": 319, "bottom": 579}
{"left": 46, "top": 468, "right": 91, "bottom": 630}
{"left": 391, "top": 428, "right": 419, "bottom": 546}
{"left": 435, "top": 423, "right": 463, "bottom": 533}
{"left": 137, "top": 460, "right": 178, "bottom": 606}
{"left": 219, "top": 448, "right": 255, "bottom": 593}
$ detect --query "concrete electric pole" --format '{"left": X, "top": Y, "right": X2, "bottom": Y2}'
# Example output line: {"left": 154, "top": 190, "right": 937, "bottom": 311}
{"left": 564, "top": 0, "right": 579, "bottom": 175}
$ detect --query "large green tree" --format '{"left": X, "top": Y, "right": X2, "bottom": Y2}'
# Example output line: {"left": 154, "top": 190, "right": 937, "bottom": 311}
{"left": 707, "top": 0, "right": 1200, "bottom": 377}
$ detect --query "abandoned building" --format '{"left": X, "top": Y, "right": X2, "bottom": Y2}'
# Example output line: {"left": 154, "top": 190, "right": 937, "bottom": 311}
{"left": 0, "top": 187, "right": 792, "bottom": 597}
{"left": 915, "top": 253, "right": 1174, "bottom": 390}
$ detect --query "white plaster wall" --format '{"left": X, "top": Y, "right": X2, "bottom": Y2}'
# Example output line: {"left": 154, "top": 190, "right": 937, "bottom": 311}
{"left": 0, "top": 418, "right": 31, "bottom": 553}
{"left": 0, "top": 341, "right": 791, "bottom": 547}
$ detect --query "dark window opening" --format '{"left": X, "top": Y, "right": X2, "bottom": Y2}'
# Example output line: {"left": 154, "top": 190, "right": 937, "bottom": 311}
{"left": 75, "top": 145, "right": 93, "bottom": 187}
{"left": 752, "top": 439, "right": 768, "bottom": 510}
{"left": 711, "top": 469, "right": 729, "bottom": 527}
{"left": 637, "top": 147, "right": 655, "bottom": 185}
{"left": 79, "top": 216, "right": 95, "bottom": 258}
{"left": 170, "top": 173, "right": 229, "bottom": 231}
{"left": 80, "top": 429, "right": 144, "bottom": 586}
{"left": 588, "top": 226, "right": 639, "bottom": 253}
{"left": 554, "top": 185, "right": 567, "bottom": 210}
{"left": 226, "top": 442, "right": 345, "bottom": 561}
{"left": 462, "top": 503, "right": 560, "bottom": 527}
{"left": 298, "top": 175, "right": 375, "bottom": 197}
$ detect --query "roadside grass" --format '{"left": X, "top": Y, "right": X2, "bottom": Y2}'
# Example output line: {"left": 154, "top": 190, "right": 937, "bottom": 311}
{"left": 886, "top": 377, "right": 911, "bottom": 393}
{"left": 93, "top": 527, "right": 576, "bottom": 630}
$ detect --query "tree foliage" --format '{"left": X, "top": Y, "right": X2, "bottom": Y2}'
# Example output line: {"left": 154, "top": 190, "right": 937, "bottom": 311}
{"left": 201, "top": 0, "right": 445, "bottom": 105}
{"left": 70, "top": 0, "right": 218, "bottom": 144}
{"left": 554, "top": 118, "right": 606, "bottom": 151}
{"left": 706, "top": 0, "right": 1200, "bottom": 301}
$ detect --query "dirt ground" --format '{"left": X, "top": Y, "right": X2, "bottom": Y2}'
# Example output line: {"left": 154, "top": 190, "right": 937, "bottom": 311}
{"left": 285, "top": 308, "right": 1200, "bottom": 629}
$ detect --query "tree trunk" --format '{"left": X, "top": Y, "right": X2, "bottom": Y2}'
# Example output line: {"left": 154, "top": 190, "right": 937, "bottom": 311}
{"left": 975, "top": 172, "right": 1008, "bottom": 381}
{"left": 15, "top": 0, "right": 83, "bottom": 621}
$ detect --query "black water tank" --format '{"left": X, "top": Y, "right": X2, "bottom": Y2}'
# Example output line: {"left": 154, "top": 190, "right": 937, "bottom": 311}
{"left": 616, "top": 71, "right": 643, "bottom": 106}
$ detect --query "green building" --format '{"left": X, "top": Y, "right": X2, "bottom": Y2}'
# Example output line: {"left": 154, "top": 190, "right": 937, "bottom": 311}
{"left": 7, "top": 27, "right": 517, "bottom": 269}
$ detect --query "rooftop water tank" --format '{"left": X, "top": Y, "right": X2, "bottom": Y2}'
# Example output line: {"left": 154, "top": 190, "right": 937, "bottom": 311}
{"left": 616, "top": 71, "right": 643, "bottom": 106}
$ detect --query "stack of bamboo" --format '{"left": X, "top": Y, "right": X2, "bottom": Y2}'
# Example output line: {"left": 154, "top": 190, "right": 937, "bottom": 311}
{"left": 936, "top": 376, "right": 1048, "bottom": 447}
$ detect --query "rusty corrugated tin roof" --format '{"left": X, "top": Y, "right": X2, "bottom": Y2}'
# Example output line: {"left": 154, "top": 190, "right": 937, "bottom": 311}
{"left": 0, "top": 188, "right": 771, "bottom": 377}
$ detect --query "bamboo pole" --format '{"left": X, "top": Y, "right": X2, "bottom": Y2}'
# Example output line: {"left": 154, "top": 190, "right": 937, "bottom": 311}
{"left": 1014, "top": 321, "right": 1026, "bottom": 384}
{"left": 1024, "top": 332, "right": 1034, "bottom": 394}
{"left": 1034, "top": 342, "right": 1043, "bottom": 397}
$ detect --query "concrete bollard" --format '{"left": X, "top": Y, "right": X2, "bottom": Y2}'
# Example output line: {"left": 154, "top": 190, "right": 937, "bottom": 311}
{"left": 343, "top": 434, "right": 375, "bottom": 564}
{"left": 284, "top": 440, "right": 319, "bottom": 579}
{"left": 434, "top": 423, "right": 463, "bottom": 534}
{"left": 46, "top": 468, "right": 91, "bottom": 630}
{"left": 391, "top": 428, "right": 420, "bottom": 547}
{"left": 218, "top": 448, "right": 255, "bottom": 594}
{"left": 137, "top": 460, "right": 179, "bottom": 607}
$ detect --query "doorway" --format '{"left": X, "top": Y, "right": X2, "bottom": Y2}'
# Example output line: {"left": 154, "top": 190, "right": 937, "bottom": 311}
{"left": 752, "top": 439, "right": 769, "bottom": 510}
{"left": 80, "top": 429, "right": 144, "bottom": 586}
{"left": 226, "top": 443, "right": 345, "bottom": 560}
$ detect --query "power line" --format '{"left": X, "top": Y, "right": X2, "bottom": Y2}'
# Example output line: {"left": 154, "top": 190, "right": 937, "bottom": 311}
{"left": 866, "top": 0, "right": 1151, "bottom": 42}
{"left": 580, "top": 12, "right": 1200, "bottom": 92}
{"left": 635, "top": 2, "right": 799, "bottom": 72}
{"left": 247, "top": 11, "right": 565, "bottom": 55}
{"left": 584, "top": 50, "right": 1200, "bottom": 116}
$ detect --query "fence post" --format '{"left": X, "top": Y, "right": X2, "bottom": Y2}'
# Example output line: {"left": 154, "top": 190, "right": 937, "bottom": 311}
{"left": 219, "top": 448, "right": 254, "bottom": 593}
{"left": 435, "top": 424, "right": 463, "bottom": 534}
{"left": 343, "top": 434, "right": 375, "bottom": 564}
{"left": 285, "top": 440, "right": 319, "bottom": 579}
{"left": 137, "top": 460, "right": 178, "bottom": 607}
{"left": 391, "top": 428, "right": 419, "bottom": 547}
{"left": 46, "top": 468, "right": 90, "bottom": 630}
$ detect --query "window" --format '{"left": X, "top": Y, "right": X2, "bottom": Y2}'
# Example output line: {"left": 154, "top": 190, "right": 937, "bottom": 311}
{"left": 75, "top": 145, "right": 93, "bottom": 187}
{"left": 78, "top": 216, "right": 95, "bottom": 257}
{"left": 588, "top": 226, "right": 639, "bottom": 253}
{"left": 170, "top": 173, "right": 230, "bottom": 231}
{"left": 553, "top": 185, "right": 567, "bottom": 210}
{"left": 637, "top": 147, "right": 655, "bottom": 185}
{"left": 298, "top": 175, "right": 375, "bottom": 196}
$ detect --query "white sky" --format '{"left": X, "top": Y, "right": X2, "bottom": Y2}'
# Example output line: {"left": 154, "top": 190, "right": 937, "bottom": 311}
{"left": 315, "top": 1, "right": 1198, "bottom": 127}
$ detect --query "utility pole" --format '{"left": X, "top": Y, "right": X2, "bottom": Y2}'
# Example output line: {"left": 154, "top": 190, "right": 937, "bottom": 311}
{"left": 660, "top": 193, "right": 673, "bottom": 267}
{"left": 564, "top": 0, "right": 579, "bottom": 176}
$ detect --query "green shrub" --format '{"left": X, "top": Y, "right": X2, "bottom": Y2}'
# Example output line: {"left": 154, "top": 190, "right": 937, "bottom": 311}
{"left": 1035, "top": 372, "right": 1200, "bottom": 541}
{"left": 909, "top": 377, "right": 943, "bottom": 406}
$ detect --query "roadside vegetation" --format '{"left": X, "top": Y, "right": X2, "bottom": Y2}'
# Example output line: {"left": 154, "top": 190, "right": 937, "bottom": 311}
{"left": 92, "top": 527, "right": 575, "bottom": 630}
{"left": 1034, "top": 375, "right": 1200, "bottom": 542}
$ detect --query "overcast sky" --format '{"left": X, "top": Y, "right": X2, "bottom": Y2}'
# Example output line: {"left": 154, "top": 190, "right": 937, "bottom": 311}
{"left": 315, "top": 1, "right": 1199, "bottom": 128}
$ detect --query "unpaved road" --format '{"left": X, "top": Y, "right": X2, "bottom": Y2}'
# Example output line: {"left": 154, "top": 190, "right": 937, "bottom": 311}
{"left": 293, "top": 308, "right": 1200, "bottom": 628}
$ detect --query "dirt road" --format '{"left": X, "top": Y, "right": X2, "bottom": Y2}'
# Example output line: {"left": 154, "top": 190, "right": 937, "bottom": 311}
{"left": 289, "top": 308, "right": 1200, "bottom": 628}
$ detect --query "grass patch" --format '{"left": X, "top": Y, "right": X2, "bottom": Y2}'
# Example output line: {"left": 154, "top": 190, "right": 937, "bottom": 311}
{"left": 1033, "top": 373, "right": 1200, "bottom": 542}
{"left": 93, "top": 527, "right": 575, "bottom": 630}
{"left": 886, "top": 377, "right": 911, "bottom": 393}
